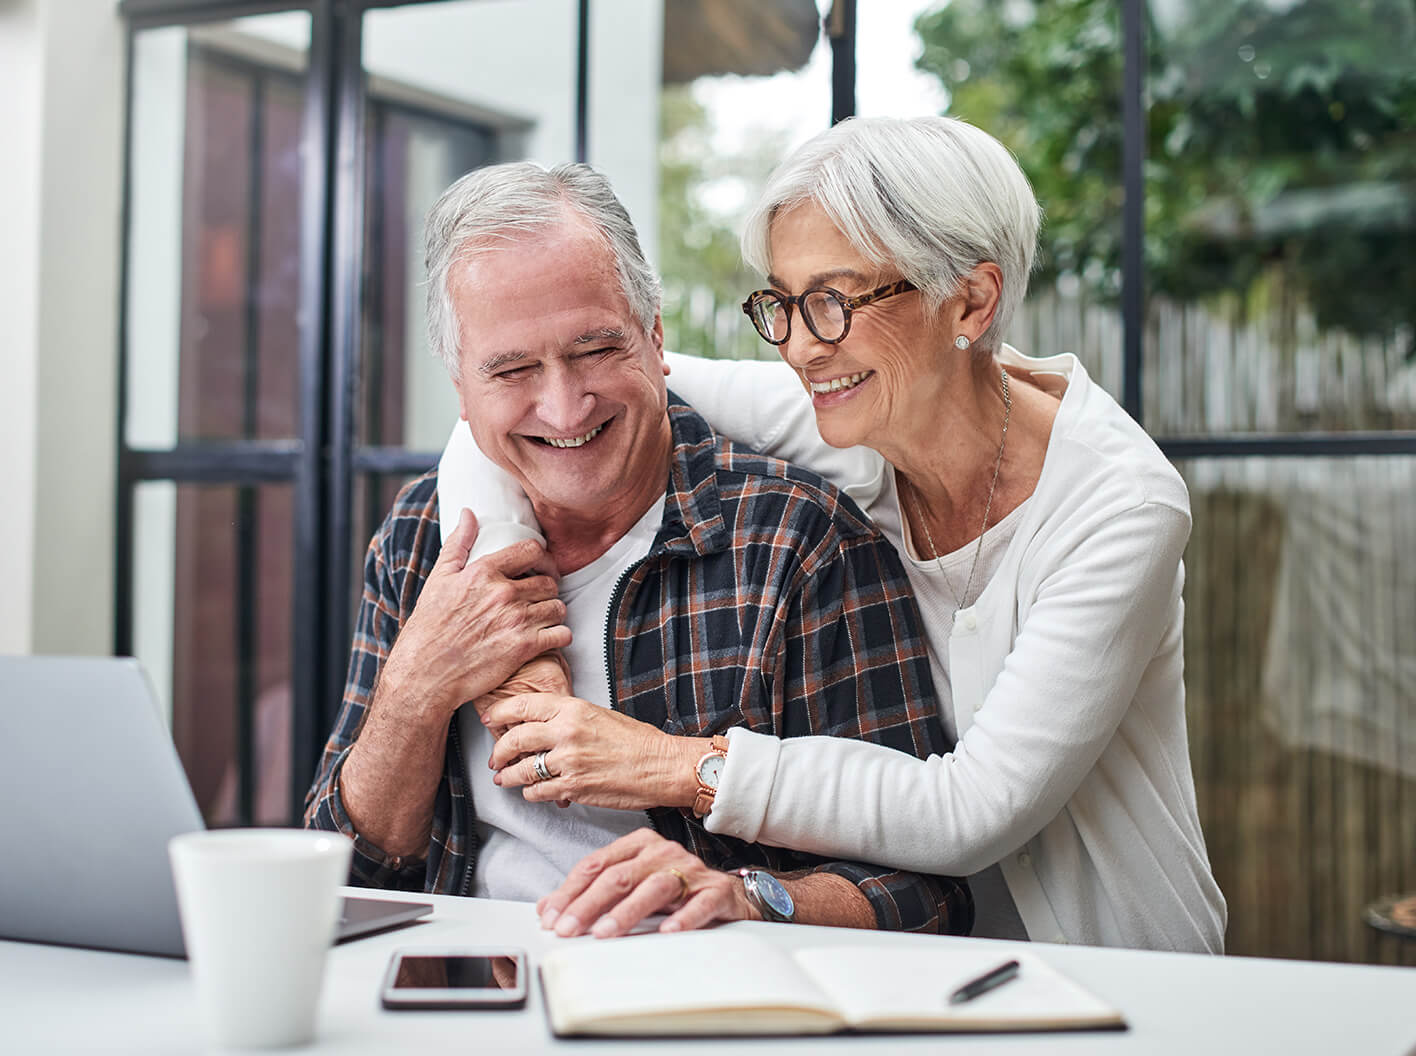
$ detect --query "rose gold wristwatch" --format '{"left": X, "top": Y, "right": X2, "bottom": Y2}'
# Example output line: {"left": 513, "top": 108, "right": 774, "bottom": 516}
{"left": 691, "top": 735, "right": 730, "bottom": 818}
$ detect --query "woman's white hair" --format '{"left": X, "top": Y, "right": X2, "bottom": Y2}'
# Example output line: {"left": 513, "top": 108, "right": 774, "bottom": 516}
{"left": 425, "top": 161, "right": 661, "bottom": 379}
{"left": 741, "top": 115, "right": 1041, "bottom": 357}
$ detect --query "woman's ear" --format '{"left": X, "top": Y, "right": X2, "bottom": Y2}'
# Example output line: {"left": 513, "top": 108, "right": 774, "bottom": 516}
{"left": 958, "top": 262, "right": 1003, "bottom": 341}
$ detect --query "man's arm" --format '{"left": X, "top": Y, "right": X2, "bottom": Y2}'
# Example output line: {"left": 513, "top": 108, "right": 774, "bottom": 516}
{"left": 304, "top": 504, "right": 568, "bottom": 884}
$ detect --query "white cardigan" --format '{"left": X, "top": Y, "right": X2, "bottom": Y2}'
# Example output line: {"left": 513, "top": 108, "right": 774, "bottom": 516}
{"left": 437, "top": 348, "right": 1227, "bottom": 953}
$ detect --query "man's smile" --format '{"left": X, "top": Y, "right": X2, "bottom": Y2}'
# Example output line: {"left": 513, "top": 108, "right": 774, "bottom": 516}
{"left": 531, "top": 421, "right": 608, "bottom": 449}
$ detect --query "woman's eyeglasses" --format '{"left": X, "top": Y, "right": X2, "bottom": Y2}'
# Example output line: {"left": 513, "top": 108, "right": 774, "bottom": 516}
{"left": 741, "top": 280, "right": 917, "bottom": 345}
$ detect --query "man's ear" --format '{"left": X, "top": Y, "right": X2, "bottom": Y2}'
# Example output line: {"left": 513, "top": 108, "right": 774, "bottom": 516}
{"left": 651, "top": 315, "right": 669, "bottom": 376}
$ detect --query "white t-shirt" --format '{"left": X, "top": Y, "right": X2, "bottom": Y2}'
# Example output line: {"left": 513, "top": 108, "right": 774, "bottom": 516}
{"left": 456, "top": 497, "right": 665, "bottom": 902}
{"left": 886, "top": 475, "right": 1032, "bottom": 941}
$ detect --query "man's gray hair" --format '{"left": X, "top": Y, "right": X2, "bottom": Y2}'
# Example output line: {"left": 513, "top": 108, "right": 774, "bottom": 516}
{"left": 741, "top": 116, "right": 1041, "bottom": 357}
{"left": 425, "top": 161, "right": 661, "bottom": 379}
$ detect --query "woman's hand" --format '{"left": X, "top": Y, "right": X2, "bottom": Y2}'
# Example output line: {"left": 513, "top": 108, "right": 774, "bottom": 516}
{"left": 482, "top": 693, "right": 704, "bottom": 811}
{"left": 471, "top": 654, "right": 572, "bottom": 739}
{"left": 535, "top": 828, "right": 756, "bottom": 938}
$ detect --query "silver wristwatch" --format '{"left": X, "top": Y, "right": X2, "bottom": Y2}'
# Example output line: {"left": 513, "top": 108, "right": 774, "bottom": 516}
{"left": 737, "top": 868, "right": 795, "bottom": 923}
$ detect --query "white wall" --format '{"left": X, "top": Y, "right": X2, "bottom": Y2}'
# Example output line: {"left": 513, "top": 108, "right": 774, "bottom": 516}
{"left": 0, "top": 0, "right": 124, "bottom": 657}
{"left": 0, "top": 0, "right": 44, "bottom": 654}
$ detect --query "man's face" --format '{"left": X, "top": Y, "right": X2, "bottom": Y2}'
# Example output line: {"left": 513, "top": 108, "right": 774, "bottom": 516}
{"left": 451, "top": 218, "right": 671, "bottom": 525}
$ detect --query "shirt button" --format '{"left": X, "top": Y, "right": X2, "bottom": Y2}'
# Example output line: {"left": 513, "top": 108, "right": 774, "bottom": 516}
{"left": 1018, "top": 851, "right": 1032, "bottom": 868}
{"left": 961, "top": 611, "right": 978, "bottom": 632}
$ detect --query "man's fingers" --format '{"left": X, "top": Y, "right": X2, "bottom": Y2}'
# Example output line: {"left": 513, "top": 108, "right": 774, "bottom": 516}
{"left": 508, "top": 574, "right": 562, "bottom": 604}
{"left": 660, "top": 890, "right": 727, "bottom": 934}
{"left": 525, "top": 598, "right": 568, "bottom": 629}
{"left": 538, "top": 625, "right": 574, "bottom": 653}
{"left": 540, "top": 830, "right": 656, "bottom": 933}
{"left": 435, "top": 508, "right": 480, "bottom": 572}
{"left": 590, "top": 870, "right": 689, "bottom": 939}
{"left": 475, "top": 537, "right": 556, "bottom": 579}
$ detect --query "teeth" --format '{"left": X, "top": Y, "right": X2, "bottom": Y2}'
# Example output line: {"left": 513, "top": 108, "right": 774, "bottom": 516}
{"left": 810, "top": 371, "right": 871, "bottom": 394}
{"left": 541, "top": 424, "right": 604, "bottom": 449}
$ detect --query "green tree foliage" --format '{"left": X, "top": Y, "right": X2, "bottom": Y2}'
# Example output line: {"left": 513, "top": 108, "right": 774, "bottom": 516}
{"left": 916, "top": 0, "right": 1416, "bottom": 339}
{"left": 657, "top": 85, "right": 786, "bottom": 359}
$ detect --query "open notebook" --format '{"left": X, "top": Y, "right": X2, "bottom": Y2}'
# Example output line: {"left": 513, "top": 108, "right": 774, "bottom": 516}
{"left": 540, "top": 929, "right": 1126, "bottom": 1037}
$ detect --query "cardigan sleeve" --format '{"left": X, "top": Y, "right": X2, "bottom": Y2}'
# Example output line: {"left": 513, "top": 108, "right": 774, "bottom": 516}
{"left": 662, "top": 351, "right": 888, "bottom": 507}
{"left": 707, "top": 491, "right": 1191, "bottom": 878}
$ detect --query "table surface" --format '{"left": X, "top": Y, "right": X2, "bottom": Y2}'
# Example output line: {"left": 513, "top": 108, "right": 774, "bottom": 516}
{"left": 6, "top": 887, "right": 1415, "bottom": 1055}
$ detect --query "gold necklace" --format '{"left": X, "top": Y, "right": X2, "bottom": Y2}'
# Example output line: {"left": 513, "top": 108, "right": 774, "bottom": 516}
{"left": 906, "top": 365, "right": 1011, "bottom": 611}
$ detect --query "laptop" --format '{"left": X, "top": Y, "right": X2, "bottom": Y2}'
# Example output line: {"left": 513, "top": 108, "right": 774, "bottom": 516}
{"left": 0, "top": 655, "right": 432, "bottom": 958}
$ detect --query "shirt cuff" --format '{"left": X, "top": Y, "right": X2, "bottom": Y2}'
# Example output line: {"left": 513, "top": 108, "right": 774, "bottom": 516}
{"left": 702, "top": 727, "right": 781, "bottom": 843}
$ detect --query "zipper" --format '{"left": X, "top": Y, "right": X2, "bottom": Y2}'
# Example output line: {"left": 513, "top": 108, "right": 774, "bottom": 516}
{"left": 603, "top": 552, "right": 664, "bottom": 837}
{"left": 446, "top": 714, "right": 478, "bottom": 897}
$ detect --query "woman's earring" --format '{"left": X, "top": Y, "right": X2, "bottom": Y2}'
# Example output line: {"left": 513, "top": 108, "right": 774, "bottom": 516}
{"left": 954, "top": 335, "right": 971, "bottom": 351}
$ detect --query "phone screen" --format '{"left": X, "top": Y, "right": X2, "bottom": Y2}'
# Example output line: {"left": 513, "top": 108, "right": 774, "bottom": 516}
{"left": 389, "top": 954, "right": 520, "bottom": 991}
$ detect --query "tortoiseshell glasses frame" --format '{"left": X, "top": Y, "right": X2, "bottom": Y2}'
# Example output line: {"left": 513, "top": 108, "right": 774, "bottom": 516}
{"left": 741, "top": 279, "right": 918, "bottom": 345}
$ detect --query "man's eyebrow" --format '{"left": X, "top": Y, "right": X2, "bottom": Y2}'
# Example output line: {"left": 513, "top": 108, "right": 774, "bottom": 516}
{"left": 573, "top": 327, "right": 627, "bottom": 345}
{"left": 766, "top": 267, "right": 871, "bottom": 291}
{"left": 478, "top": 351, "right": 531, "bottom": 376}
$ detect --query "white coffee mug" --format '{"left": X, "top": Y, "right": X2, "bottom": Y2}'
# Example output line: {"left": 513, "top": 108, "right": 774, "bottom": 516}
{"left": 169, "top": 829, "right": 353, "bottom": 1049}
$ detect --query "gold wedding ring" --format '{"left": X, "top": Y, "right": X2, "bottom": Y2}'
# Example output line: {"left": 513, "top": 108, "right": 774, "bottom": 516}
{"left": 660, "top": 867, "right": 690, "bottom": 903}
{"left": 531, "top": 751, "right": 553, "bottom": 783}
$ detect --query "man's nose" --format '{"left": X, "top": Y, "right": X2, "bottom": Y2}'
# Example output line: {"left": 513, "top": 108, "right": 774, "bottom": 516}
{"left": 537, "top": 371, "right": 596, "bottom": 433}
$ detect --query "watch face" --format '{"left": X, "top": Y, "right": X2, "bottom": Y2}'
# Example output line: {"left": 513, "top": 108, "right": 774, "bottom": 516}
{"left": 750, "top": 871, "right": 795, "bottom": 922}
{"left": 697, "top": 753, "right": 725, "bottom": 789}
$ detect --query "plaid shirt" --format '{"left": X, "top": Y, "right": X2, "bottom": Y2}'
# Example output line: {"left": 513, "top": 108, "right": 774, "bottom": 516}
{"left": 306, "top": 397, "right": 973, "bottom": 935}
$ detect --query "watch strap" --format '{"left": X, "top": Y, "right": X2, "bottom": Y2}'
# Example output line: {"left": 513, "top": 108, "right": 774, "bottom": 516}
{"left": 691, "top": 734, "right": 730, "bottom": 818}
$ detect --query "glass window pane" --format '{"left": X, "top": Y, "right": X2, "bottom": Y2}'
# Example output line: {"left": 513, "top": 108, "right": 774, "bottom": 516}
{"left": 1144, "top": 2, "right": 1416, "bottom": 435}
{"left": 1179, "top": 456, "right": 1416, "bottom": 965}
{"left": 914, "top": 0, "right": 1125, "bottom": 397}
{"left": 357, "top": 1, "right": 578, "bottom": 454}
{"left": 132, "top": 482, "right": 294, "bottom": 827}
{"left": 652, "top": 0, "right": 829, "bottom": 362}
{"left": 125, "top": 14, "right": 311, "bottom": 447}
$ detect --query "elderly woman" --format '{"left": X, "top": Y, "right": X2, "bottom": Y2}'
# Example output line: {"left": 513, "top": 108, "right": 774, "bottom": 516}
{"left": 445, "top": 116, "right": 1226, "bottom": 952}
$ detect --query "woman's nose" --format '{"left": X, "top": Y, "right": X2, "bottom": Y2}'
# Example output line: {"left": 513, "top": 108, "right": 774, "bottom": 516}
{"left": 777, "top": 320, "right": 832, "bottom": 371}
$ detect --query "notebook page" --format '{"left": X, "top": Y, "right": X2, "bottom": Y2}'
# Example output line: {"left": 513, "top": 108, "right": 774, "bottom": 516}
{"left": 792, "top": 946, "right": 1124, "bottom": 1031}
{"left": 540, "top": 930, "right": 842, "bottom": 1035}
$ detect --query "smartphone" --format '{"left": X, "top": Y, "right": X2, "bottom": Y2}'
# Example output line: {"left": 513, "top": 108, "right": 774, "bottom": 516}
{"left": 380, "top": 947, "right": 529, "bottom": 1010}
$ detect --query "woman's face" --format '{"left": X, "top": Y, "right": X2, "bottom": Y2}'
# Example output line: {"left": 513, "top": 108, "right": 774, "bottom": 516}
{"left": 766, "top": 202, "right": 940, "bottom": 452}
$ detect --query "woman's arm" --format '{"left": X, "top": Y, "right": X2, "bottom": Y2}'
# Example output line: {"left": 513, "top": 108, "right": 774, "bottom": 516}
{"left": 435, "top": 354, "right": 888, "bottom": 542}
{"left": 662, "top": 351, "right": 887, "bottom": 504}
{"left": 706, "top": 495, "right": 1191, "bottom": 877}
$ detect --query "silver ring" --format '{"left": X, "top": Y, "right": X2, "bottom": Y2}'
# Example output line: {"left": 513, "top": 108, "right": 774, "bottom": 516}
{"left": 531, "top": 751, "right": 553, "bottom": 783}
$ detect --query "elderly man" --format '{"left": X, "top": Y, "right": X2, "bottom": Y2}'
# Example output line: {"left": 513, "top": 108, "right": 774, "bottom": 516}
{"left": 304, "top": 161, "right": 970, "bottom": 937}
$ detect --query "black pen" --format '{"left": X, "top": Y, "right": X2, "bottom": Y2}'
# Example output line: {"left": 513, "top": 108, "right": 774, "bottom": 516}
{"left": 949, "top": 958, "right": 1021, "bottom": 1005}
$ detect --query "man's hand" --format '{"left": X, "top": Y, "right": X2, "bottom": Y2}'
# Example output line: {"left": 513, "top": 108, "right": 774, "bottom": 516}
{"left": 338, "top": 508, "right": 571, "bottom": 859}
{"left": 379, "top": 509, "right": 571, "bottom": 722}
{"left": 482, "top": 693, "right": 704, "bottom": 811}
{"left": 472, "top": 654, "right": 572, "bottom": 739}
{"left": 535, "top": 828, "right": 755, "bottom": 938}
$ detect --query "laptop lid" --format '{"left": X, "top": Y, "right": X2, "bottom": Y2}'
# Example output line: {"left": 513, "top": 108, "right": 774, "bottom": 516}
{"left": 0, "top": 656, "right": 430, "bottom": 958}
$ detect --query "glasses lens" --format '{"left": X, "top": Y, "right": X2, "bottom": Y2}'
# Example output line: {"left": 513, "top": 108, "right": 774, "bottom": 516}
{"left": 751, "top": 294, "right": 789, "bottom": 343}
{"left": 802, "top": 290, "right": 847, "bottom": 342}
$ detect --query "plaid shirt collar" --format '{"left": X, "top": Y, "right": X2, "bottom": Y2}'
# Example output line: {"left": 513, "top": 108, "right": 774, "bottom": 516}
{"left": 655, "top": 392, "right": 731, "bottom": 558}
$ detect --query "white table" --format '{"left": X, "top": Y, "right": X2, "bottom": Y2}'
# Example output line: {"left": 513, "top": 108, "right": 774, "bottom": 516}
{"left": 5, "top": 887, "right": 1415, "bottom": 1054}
